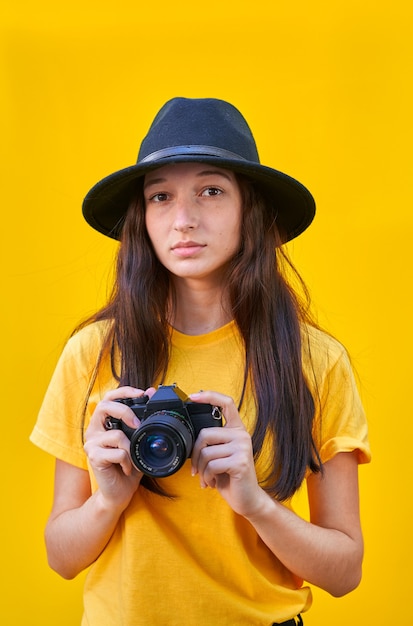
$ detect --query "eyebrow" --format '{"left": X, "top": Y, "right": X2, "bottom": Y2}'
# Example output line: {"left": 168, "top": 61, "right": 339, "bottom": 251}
{"left": 143, "top": 168, "right": 233, "bottom": 190}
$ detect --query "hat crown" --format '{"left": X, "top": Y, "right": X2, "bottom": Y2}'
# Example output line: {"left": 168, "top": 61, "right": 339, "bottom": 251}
{"left": 137, "top": 97, "right": 260, "bottom": 164}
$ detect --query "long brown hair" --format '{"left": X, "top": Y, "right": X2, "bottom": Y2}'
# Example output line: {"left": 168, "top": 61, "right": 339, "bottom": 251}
{"left": 80, "top": 175, "right": 322, "bottom": 501}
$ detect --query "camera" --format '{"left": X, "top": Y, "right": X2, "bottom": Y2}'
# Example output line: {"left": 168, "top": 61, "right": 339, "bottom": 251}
{"left": 105, "top": 384, "right": 222, "bottom": 477}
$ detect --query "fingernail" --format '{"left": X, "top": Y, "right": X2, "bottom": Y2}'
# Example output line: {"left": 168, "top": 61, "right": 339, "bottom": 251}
{"left": 189, "top": 391, "right": 202, "bottom": 399}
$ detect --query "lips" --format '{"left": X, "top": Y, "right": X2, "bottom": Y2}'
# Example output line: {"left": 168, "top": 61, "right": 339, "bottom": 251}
{"left": 171, "top": 241, "right": 206, "bottom": 257}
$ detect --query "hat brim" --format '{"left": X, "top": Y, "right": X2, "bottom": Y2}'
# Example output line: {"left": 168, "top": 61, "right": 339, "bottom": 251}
{"left": 82, "top": 156, "right": 315, "bottom": 243}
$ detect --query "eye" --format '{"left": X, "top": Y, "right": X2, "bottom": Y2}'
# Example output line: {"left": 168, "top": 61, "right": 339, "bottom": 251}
{"left": 148, "top": 192, "right": 169, "bottom": 203}
{"left": 201, "top": 187, "right": 223, "bottom": 197}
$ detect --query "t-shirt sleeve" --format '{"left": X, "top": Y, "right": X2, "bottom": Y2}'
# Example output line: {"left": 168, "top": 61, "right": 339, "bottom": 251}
{"left": 312, "top": 342, "right": 371, "bottom": 466}
{"left": 30, "top": 325, "right": 108, "bottom": 469}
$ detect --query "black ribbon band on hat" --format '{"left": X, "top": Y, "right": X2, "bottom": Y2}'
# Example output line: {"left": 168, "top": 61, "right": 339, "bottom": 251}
{"left": 139, "top": 145, "right": 249, "bottom": 164}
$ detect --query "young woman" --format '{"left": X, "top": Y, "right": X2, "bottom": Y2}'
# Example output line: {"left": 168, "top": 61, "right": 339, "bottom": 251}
{"left": 31, "top": 97, "right": 371, "bottom": 626}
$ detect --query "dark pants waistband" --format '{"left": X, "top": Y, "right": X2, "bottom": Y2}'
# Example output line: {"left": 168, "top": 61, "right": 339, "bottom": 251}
{"left": 273, "top": 615, "right": 303, "bottom": 626}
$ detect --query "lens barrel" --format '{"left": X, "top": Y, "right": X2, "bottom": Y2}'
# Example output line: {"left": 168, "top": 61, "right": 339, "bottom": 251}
{"left": 130, "top": 411, "right": 194, "bottom": 477}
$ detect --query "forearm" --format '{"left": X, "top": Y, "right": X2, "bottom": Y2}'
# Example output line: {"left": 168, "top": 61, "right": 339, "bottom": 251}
{"left": 45, "top": 490, "right": 126, "bottom": 579}
{"left": 244, "top": 489, "right": 363, "bottom": 597}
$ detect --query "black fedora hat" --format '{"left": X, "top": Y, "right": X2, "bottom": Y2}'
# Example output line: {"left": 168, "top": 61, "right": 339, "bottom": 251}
{"left": 82, "top": 97, "right": 315, "bottom": 242}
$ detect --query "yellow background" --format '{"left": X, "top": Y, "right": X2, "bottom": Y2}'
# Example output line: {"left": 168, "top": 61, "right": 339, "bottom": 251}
{"left": 1, "top": 1, "right": 412, "bottom": 624}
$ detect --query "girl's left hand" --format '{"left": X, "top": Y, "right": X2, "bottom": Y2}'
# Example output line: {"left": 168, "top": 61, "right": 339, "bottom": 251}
{"left": 190, "top": 390, "right": 262, "bottom": 517}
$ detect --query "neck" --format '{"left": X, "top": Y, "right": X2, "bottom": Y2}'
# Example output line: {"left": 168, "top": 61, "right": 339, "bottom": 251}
{"left": 169, "top": 278, "right": 232, "bottom": 335}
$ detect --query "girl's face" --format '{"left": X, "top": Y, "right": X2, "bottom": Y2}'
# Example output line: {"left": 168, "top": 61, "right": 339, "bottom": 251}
{"left": 144, "top": 162, "right": 243, "bottom": 284}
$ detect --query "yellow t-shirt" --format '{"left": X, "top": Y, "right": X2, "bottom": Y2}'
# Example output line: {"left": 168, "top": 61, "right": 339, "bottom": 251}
{"left": 30, "top": 320, "right": 370, "bottom": 626}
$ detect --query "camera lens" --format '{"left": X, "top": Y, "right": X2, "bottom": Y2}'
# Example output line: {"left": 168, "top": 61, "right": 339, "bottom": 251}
{"left": 145, "top": 435, "right": 173, "bottom": 459}
{"left": 129, "top": 411, "right": 194, "bottom": 477}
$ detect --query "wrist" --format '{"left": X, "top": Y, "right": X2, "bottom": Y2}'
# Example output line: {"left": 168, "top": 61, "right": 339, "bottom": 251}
{"left": 242, "top": 487, "right": 277, "bottom": 523}
{"left": 92, "top": 488, "right": 133, "bottom": 519}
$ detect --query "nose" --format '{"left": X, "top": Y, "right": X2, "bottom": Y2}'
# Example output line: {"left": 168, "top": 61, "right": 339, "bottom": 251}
{"left": 173, "top": 195, "right": 199, "bottom": 232}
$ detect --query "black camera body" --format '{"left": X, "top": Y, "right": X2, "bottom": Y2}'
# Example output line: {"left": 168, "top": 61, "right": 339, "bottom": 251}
{"left": 105, "top": 384, "right": 222, "bottom": 477}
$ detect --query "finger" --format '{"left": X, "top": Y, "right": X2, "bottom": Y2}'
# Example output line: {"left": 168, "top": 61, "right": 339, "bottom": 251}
{"left": 191, "top": 426, "right": 226, "bottom": 474}
{"left": 102, "top": 386, "right": 148, "bottom": 402}
{"left": 189, "top": 390, "right": 244, "bottom": 429}
{"left": 196, "top": 442, "right": 233, "bottom": 486}
{"left": 87, "top": 399, "right": 141, "bottom": 436}
{"left": 144, "top": 386, "right": 157, "bottom": 398}
{"left": 88, "top": 439, "right": 135, "bottom": 476}
{"left": 192, "top": 425, "right": 253, "bottom": 478}
{"left": 99, "top": 387, "right": 157, "bottom": 429}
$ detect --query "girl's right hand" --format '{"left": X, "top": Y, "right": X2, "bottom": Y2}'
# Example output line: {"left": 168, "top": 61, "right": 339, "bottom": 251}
{"left": 84, "top": 386, "right": 156, "bottom": 510}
